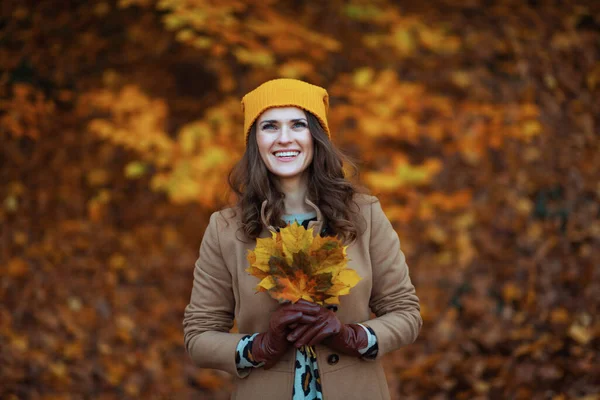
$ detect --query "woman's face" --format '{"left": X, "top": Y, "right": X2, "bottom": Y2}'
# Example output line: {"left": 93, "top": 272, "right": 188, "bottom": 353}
{"left": 256, "top": 106, "right": 314, "bottom": 184}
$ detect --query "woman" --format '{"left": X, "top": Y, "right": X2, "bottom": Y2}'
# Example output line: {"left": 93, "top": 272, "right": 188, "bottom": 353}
{"left": 183, "top": 78, "right": 422, "bottom": 399}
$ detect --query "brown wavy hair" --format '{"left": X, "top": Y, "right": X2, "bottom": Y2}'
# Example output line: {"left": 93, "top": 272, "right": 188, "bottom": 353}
{"left": 227, "top": 110, "right": 371, "bottom": 244}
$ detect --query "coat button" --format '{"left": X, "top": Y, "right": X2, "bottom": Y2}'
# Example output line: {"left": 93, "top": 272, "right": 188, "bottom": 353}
{"left": 327, "top": 354, "right": 339, "bottom": 365}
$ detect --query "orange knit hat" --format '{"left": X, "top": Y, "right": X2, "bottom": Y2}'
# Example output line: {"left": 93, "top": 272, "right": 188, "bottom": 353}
{"left": 241, "top": 78, "right": 330, "bottom": 142}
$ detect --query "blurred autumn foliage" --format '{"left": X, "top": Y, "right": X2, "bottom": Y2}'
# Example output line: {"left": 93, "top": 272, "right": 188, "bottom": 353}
{"left": 1, "top": 0, "right": 599, "bottom": 398}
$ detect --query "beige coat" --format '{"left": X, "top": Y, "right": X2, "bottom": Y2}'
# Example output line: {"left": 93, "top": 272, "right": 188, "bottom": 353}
{"left": 183, "top": 194, "right": 422, "bottom": 399}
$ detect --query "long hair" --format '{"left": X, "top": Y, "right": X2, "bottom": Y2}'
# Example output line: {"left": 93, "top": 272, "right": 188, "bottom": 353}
{"left": 227, "top": 111, "right": 370, "bottom": 244}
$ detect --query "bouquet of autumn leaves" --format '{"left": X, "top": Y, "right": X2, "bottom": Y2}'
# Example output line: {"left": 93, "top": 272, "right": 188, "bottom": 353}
{"left": 246, "top": 221, "right": 361, "bottom": 306}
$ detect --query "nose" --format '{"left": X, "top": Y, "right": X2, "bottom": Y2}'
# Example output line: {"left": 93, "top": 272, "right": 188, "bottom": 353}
{"left": 277, "top": 125, "right": 292, "bottom": 144}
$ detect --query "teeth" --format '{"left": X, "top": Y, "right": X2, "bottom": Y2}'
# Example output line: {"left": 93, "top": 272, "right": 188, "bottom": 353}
{"left": 275, "top": 151, "right": 299, "bottom": 157}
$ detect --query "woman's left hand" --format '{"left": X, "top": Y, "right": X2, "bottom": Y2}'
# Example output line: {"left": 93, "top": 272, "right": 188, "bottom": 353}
{"left": 286, "top": 300, "right": 369, "bottom": 357}
{"left": 286, "top": 300, "right": 341, "bottom": 347}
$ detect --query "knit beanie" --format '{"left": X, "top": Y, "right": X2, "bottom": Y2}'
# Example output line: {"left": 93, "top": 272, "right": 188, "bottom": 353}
{"left": 241, "top": 78, "right": 330, "bottom": 142}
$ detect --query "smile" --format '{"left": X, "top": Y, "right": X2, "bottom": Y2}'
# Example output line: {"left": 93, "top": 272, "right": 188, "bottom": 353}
{"left": 273, "top": 151, "right": 300, "bottom": 163}
{"left": 274, "top": 151, "right": 300, "bottom": 157}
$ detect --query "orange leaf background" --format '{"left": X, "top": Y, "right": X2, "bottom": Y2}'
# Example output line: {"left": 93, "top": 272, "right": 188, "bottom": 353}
{"left": 1, "top": 0, "right": 598, "bottom": 398}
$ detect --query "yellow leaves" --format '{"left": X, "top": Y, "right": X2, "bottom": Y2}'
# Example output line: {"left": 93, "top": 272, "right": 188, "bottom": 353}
{"left": 11, "top": 335, "right": 29, "bottom": 352}
{"left": 258, "top": 276, "right": 277, "bottom": 291}
{"left": 392, "top": 27, "right": 416, "bottom": 55}
{"left": 83, "top": 85, "right": 243, "bottom": 207}
{"left": 568, "top": 324, "right": 592, "bottom": 345}
{"left": 353, "top": 67, "right": 375, "bottom": 88}
{"left": 378, "top": 192, "right": 473, "bottom": 227}
{"left": 250, "top": 232, "right": 283, "bottom": 272}
{"left": 1, "top": 1, "right": 597, "bottom": 396}
{"left": 326, "top": 269, "right": 361, "bottom": 303}
{"left": 521, "top": 120, "right": 542, "bottom": 140}
{"left": 419, "top": 28, "right": 461, "bottom": 54}
{"left": 279, "top": 60, "right": 315, "bottom": 79}
{"left": 356, "top": 8, "right": 462, "bottom": 57}
{"left": 192, "top": 36, "right": 213, "bottom": 49}
{"left": 4, "top": 194, "right": 19, "bottom": 213}
{"left": 426, "top": 225, "right": 448, "bottom": 245}
{"left": 267, "top": 270, "right": 320, "bottom": 304}
{"left": 451, "top": 70, "right": 471, "bottom": 88}
{"left": 343, "top": 4, "right": 385, "bottom": 22}
{"left": 178, "top": 123, "right": 211, "bottom": 154}
{"left": 568, "top": 314, "right": 594, "bottom": 345}
{"left": 67, "top": 297, "right": 83, "bottom": 312}
{"left": 365, "top": 155, "right": 442, "bottom": 191}
{"left": 84, "top": 85, "right": 173, "bottom": 159}
{"left": 330, "top": 69, "right": 544, "bottom": 176}
{"left": 163, "top": 13, "right": 186, "bottom": 30}
{"left": 280, "top": 222, "right": 314, "bottom": 265}
{"left": 309, "top": 235, "right": 348, "bottom": 274}
{"left": 175, "top": 29, "right": 195, "bottom": 42}
{"left": 246, "top": 222, "right": 360, "bottom": 305}
{"left": 158, "top": 0, "right": 340, "bottom": 67}
{"left": 1, "top": 1, "right": 598, "bottom": 396}
{"left": 234, "top": 48, "right": 275, "bottom": 67}
{"left": 49, "top": 361, "right": 69, "bottom": 382}
{"left": 124, "top": 161, "right": 147, "bottom": 179}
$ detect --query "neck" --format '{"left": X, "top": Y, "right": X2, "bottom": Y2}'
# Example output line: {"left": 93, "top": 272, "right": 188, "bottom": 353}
{"left": 278, "top": 174, "right": 313, "bottom": 215}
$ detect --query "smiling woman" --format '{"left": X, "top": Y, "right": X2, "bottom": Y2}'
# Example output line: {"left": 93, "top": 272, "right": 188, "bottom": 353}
{"left": 256, "top": 107, "right": 314, "bottom": 197}
{"left": 183, "top": 78, "right": 422, "bottom": 400}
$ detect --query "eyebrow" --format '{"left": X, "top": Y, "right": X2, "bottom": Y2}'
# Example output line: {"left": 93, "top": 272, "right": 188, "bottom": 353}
{"left": 259, "top": 118, "right": 307, "bottom": 125}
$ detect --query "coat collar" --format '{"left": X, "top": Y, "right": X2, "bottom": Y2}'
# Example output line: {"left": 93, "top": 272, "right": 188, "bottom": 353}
{"left": 260, "top": 197, "right": 324, "bottom": 236}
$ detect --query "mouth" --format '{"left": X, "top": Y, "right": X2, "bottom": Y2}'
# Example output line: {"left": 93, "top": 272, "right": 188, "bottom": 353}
{"left": 273, "top": 150, "right": 300, "bottom": 160}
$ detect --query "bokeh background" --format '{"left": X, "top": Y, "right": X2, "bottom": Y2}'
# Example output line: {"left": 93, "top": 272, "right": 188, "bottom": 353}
{"left": 1, "top": 0, "right": 599, "bottom": 399}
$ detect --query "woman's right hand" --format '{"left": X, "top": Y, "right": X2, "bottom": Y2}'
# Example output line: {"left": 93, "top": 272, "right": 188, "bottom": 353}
{"left": 251, "top": 301, "right": 320, "bottom": 369}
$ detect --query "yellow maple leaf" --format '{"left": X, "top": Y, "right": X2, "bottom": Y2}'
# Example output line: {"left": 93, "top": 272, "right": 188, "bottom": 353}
{"left": 310, "top": 237, "right": 348, "bottom": 276}
{"left": 250, "top": 231, "right": 283, "bottom": 272}
{"left": 258, "top": 276, "right": 276, "bottom": 291}
{"left": 246, "top": 222, "right": 361, "bottom": 305}
{"left": 280, "top": 221, "right": 314, "bottom": 265}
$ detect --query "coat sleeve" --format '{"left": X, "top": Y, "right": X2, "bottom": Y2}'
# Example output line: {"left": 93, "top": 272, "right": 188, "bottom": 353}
{"left": 361, "top": 198, "right": 423, "bottom": 357}
{"left": 183, "top": 211, "right": 249, "bottom": 377}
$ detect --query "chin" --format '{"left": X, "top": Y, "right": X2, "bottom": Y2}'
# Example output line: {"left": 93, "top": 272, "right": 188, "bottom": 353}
{"left": 272, "top": 172, "right": 302, "bottom": 179}
{"left": 268, "top": 168, "right": 305, "bottom": 179}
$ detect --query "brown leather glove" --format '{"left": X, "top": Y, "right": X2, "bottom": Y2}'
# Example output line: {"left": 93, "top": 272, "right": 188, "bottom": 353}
{"left": 252, "top": 300, "right": 320, "bottom": 369}
{"left": 287, "top": 302, "right": 368, "bottom": 357}
{"left": 322, "top": 323, "right": 369, "bottom": 357}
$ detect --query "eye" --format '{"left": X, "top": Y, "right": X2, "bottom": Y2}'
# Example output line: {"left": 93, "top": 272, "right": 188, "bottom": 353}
{"left": 293, "top": 121, "right": 307, "bottom": 129}
{"left": 261, "top": 123, "right": 277, "bottom": 131}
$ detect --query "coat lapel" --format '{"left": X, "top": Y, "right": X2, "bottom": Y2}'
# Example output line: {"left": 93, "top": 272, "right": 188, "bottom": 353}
{"left": 260, "top": 197, "right": 324, "bottom": 237}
